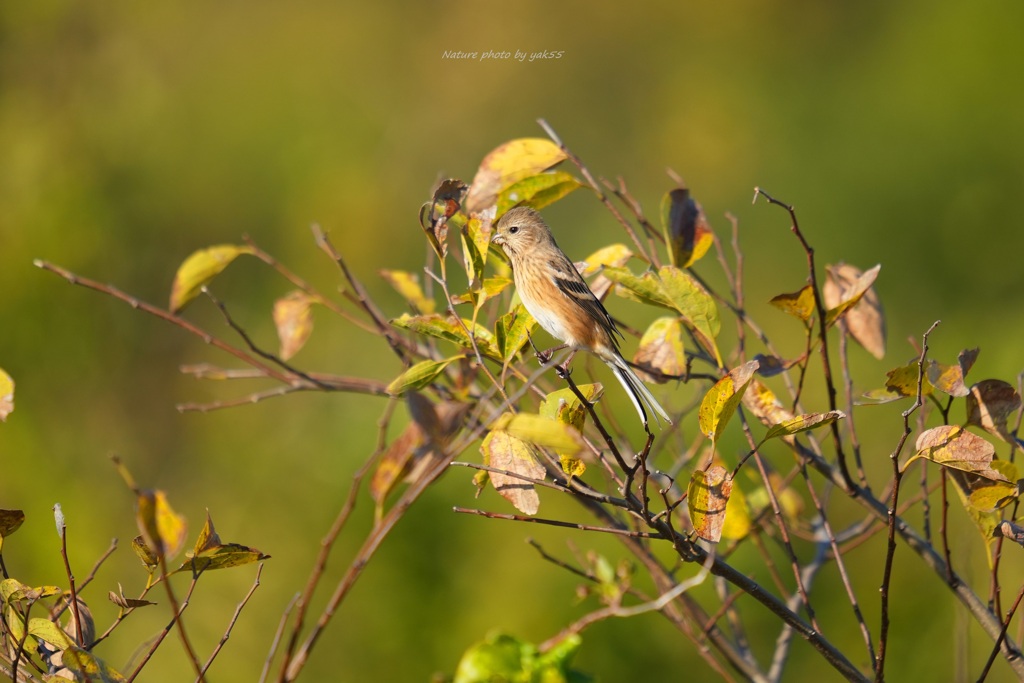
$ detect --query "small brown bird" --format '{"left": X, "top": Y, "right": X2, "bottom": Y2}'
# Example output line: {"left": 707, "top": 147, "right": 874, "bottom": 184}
{"left": 491, "top": 206, "right": 671, "bottom": 428}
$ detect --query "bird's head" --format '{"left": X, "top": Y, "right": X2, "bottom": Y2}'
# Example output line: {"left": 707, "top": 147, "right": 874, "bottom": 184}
{"left": 491, "top": 206, "right": 552, "bottom": 258}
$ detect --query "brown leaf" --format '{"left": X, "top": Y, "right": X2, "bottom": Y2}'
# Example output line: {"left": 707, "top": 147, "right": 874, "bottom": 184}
{"left": 687, "top": 465, "right": 733, "bottom": 543}
{"left": 370, "top": 422, "right": 424, "bottom": 509}
{"left": 108, "top": 583, "right": 155, "bottom": 610}
{"left": 966, "top": 379, "right": 1022, "bottom": 443}
{"left": 910, "top": 425, "right": 1006, "bottom": 481}
{"left": 823, "top": 263, "right": 885, "bottom": 357}
{"left": 741, "top": 379, "right": 795, "bottom": 427}
{"left": 481, "top": 430, "right": 545, "bottom": 515}
{"left": 273, "top": 291, "right": 315, "bottom": 360}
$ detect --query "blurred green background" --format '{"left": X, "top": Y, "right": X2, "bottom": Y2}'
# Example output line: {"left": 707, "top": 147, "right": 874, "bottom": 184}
{"left": 2, "top": 0, "right": 1023, "bottom": 680}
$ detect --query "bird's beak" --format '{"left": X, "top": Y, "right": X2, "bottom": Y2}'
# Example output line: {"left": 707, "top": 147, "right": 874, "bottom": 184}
{"left": 490, "top": 232, "right": 504, "bottom": 245}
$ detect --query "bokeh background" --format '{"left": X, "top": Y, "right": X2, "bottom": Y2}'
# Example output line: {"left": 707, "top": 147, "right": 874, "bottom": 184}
{"left": 2, "top": 1, "right": 1023, "bottom": 681}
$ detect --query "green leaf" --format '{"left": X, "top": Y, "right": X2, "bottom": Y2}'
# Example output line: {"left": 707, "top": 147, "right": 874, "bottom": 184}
{"left": 28, "top": 617, "right": 75, "bottom": 650}
{"left": 1, "top": 578, "right": 62, "bottom": 603}
{"left": 379, "top": 269, "right": 435, "bottom": 314}
{"left": 461, "top": 210, "right": 494, "bottom": 290}
{"left": 169, "top": 244, "right": 253, "bottom": 313}
{"left": 603, "top": 265, "right": 722, "bottom": 365}
{"left": 61, "top": 646, "right": 128, "bottom": 682}
{"left": 391, "top": 313, "right": 500, "bottom": 359}
{"left": 762, "top": 410, "right": 846, "bottom": 443}
{"left": 496, "top": 171, "right": 582, "bottom": 216}
{"left": 453, "top": 631, "right": 591, "bottom": 683}
{"left": 131, "top": 535, "right": 159, "bottom": 570}
{"left": 495, "top": 304, "right": 537, "bottom": 364}
{"left": 661, "top": 187, "right": 713, "bottom": 268}
{"left": 540, "top": 384, "right": 602, "bottom": 476}
{"left": 464, "top": 138, "right": 568, "bottom": 213}
{"left": 386, "top": 356, "right": 463, "bottom": 395}
{"left": 688, "top": 465, "right": 733, "bottom": 543}
{"left": 698, "top": 360, "right": 759, "bottom": 442}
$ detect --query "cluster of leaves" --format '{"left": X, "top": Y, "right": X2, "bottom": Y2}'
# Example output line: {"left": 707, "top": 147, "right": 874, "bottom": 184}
{"left": 19, "top": 126, "right": 1024, "bottom": 682}
{"left": 0, "top": 454, "right": 267, "bottom": 682}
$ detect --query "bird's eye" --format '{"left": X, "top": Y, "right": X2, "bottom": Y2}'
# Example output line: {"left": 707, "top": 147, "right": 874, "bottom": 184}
{"left": 508, "top": 225, "right": 520, "bottom": 234}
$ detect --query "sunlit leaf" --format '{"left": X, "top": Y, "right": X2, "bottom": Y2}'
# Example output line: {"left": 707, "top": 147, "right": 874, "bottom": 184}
{"left": 391, "top": 313, "right": 500, "bottom": 359}
{"left": 495, "top": 304, "right": 536, "bottom": 365}
{"left": 823, "top": 263, "right": 886, "bottom": 359}
{"left": 906, "top": 425, "right": 1007, "bottom": 481}
{"left": 61, "top": 645, "right": 128, "bottom": 682}
{"left": 698, "top": 361, "right": 759, "bottom": 441}
{"left": 496, "top": 171, "right": 582, "bottom": 216}
{"left": 136, "top": 490, "right": 187, "bottom": 560}
{"left": 966, "top": 379, "right": 1022, "bottom": 443}
{"left": 180, "top": 542, "right": 270, "bottom": 573}
{"left": 721, "top": 481, "right": 751, "bottom": 541}
{"left": 662, "top": 187, "right": 714, "bottom": 268}
{"left": 0, "top": 578, "right": 62, "bottom": 603}
{"left": 632, "top": 317, "right": 686, "bottom": 384}
{"left": 769, "top": 285, "right": 816, "bottom": 322}
{"left": 169, "top": 244, "right": 253, "bottom": 313}
{"left": 540, "top": 384, "right": 602, "bottom": 477}
{"left": 379, "top": 269, "right": 435, "bottom": 314}
{"left": 762, "top": 411, "right": 845, "bottom": 443}
{"left": 883, "top": 362, "right": 934, "bottom": 398}
{"left": 822, "top": 263, "right": 881, "bottom": 330}
{"left": 578, "top": 243, "right": 633, "bottom": 299}
{"left": 491, "top": 412, "right": 585, "bottom": 455}
{"left": 927, "top": 348, "right": 979, "bottom": 398}
{"left": 370, "top": 422, "right": 424, "bottom": 513}
{"left": 453, "top": 632, "right": 591, "bottom": 683}
{"left": 465, "top": 138, "right": 567, "bottom": 213}
{"left": 688, "top": 465, "right": 733, "bottom": 543}
{"left": 0, "top": 367, "right": 13, "bottom": 422}
{"left": 461, "top": 208, "right": 495, "bottom": 290}
{"left": 452, "top": 277, "right": 512, "bottom": 306}
{"left": 603, "top": 265, "right": 721, "bottom": 365}
{"left": 386, "top": 356, "right": 463, "bottom": 396}
{"left": 741, "top": 379, "right": 795, "bottom": 428}
{"left": 481, "top": 429, "right": 545, "bottom": 515}
{"left": 273, "top": 290, "right": 315, "bottom": 361}
{"left": 28, "top": 616, "right": 74, "bottom": 650}
{"left": 131, "top": 535, "right": 159, "bottom": 570}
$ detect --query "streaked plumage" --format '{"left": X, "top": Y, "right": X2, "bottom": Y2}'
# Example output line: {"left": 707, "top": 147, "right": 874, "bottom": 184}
{"left": 491, "top": 206, "right": 671, "bottom": 428}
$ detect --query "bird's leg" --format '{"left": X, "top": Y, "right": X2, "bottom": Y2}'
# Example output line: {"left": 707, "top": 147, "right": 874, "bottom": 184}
{"left": 554, "top": 349, "right": 578, "bottom": 379}
{"left": 527, "top": 333, "right": 568, "bottom": 365}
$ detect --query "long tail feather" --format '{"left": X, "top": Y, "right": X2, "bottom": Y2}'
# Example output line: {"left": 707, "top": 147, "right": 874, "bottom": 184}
{"left": 606, "top": 356, "right": 672, "bottom": 427}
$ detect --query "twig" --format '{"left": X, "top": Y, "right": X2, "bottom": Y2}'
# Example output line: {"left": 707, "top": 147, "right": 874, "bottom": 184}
{"left": 127, "top": 573, "right": 202, "bottom": 682}
{"left": 875, "top": 320, "right": 939, "bottom": 681}
{"left": 453, "top": 507, "right": 664, "bottom": 539}
{"left": 56, "top": 517, "right": 85, "bottom": 653}
{"left": 196, "top": 563, "right": 263, "bottom": 681}
{"left": 976, "top": 582, "right": 1024, "bottom": 682}
{"left": 260, "top": 593, "right": 299, "bottom": 683}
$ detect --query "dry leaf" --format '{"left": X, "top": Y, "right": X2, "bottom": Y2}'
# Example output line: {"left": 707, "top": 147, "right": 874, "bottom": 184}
{"left": 966, "top": 379, "right": 1022, "bottom": 443}
{"left": 273, "top": 290, "right": 315, "bottom": 360}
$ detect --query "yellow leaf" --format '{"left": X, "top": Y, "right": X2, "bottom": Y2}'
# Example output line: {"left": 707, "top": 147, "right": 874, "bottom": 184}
{"left": 632, "top": 317, "right": 686, "bottom": 383}
{"left": 491, "top": 412, "right": 586, "bottom": 456}
{"left": 741, "top": 379, "right": 795, "bottom": 427}
{"left": 496, "top": 171, "right": 582, "bottom": 216}
{"left": 464, "top": 138, "right": 567, "bottom": 213}
{"left": 273, "top": 290, "right": 316, "bottom": 360}
{"left": 461, "top": 209, "right": 494, "bottom": 290}
{"left": 136, "top": 490, "right": 187, "bottom": 560}
{"left": 698, "top": 361, "right": 759, "bottom": 441}
{"left": 883, "top": 362, "right": 934, "bottom": 398}
{"left": 769, "top": 285, "right": 816, "bottom": 322}
{"left": 391, "top": 313, "right": 500, "bottom": 359}
{"left": 169, "top": 244, "right": 253, "bottom": 313}
{"left": 908, "top": 425, "right": 1006, "bottom": 481}
{"left": 379, "top": 270, "right": 435, "bottom": 314}
{"left": 0, "top": 367, "right": 13, "bottom": 422}
{"left": 721, "top": 482, "right": 751, "bottom": 541}
{"left": 762, "top": 411, "right": 845, "bottom": 443}
{"left": 131, "top": 535, "right": 159, "bottom": 570}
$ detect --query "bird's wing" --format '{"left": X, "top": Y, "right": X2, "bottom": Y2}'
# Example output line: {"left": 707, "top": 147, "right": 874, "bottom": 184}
{"left": 548, "top": 255, "right": 623, "bottom": 344}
